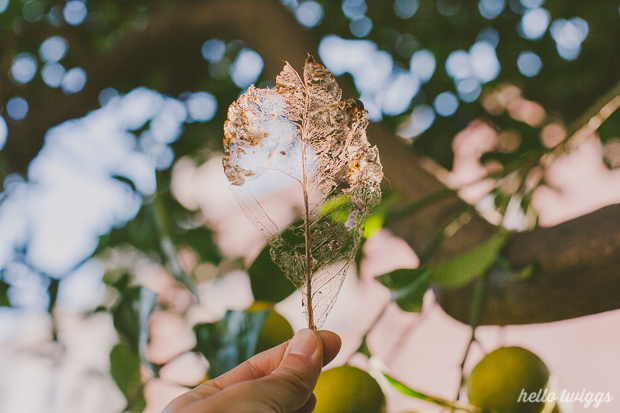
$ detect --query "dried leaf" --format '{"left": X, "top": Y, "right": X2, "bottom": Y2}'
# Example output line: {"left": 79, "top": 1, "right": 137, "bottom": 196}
{"left": 223, "top": 56, "right": 383, "bottom": 329}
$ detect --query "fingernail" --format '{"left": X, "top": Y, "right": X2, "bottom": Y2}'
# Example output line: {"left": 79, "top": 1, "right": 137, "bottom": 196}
{"left": 290, "top": 328, "right": 318, "bottom": 357}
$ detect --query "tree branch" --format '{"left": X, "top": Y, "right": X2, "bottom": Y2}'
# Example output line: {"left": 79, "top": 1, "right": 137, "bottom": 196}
{"left": 433, "top": 204, "right": 620, "bottom": 325}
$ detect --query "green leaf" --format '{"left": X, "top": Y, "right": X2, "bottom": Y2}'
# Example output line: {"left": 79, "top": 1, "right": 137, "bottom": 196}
{"left": 383, "top": 373, "right": 479, "bottom": 412}
{"left": 194, "top": 309, "right": 270, "bottom": 378}
{"left": 248, "top": 226, "right": 303, "bottom": 303}
{"left": 112, "top": 286, "right": 157, "bottom": 372}
{"left": 0, "top": 279, "right": 10, "bottom": 307}
{"left": 383, "top": 373, "right": 428, "bottom": 400}
{"left": 375, "top": 267, "right": 431, "bottom": 312}
{"left": 110, "top": 343, "right": 146, "bottom": 413}
{"left": 431, "top": 231, "right": 512, "bottom": 289}
{"left": 363, "top": 214, "right": 384, "bottom": 239}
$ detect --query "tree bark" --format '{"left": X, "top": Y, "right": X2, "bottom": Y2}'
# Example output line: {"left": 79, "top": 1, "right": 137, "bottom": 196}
{"left": 3, "top": 0, "right": 619, "bottom": 325}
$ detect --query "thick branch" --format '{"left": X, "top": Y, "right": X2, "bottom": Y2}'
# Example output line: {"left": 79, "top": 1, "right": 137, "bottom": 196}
{"left": 3, "top": 0, "right": 619, "bottom": 325}
{"left": 433, "top": 204, "right": 620, "bottom": 325}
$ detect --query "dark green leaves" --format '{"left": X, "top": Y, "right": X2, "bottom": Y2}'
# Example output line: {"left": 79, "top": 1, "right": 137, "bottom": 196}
{"left": 377, "top": 231, "right": 512, "bottom": 312}
{"left": 110, "top": 343, "right": 146, "bottom": 413}
{"left": 249, "top": 244, "right": 297, "bottom": 303}
{"left": 194, "top": 309, "right": 270, "bottom": 378}
{"left": 248, "top": 226, "right": 304, "bottom": 303}
{"left": 376, "top": 267, "right": 431, "bottom": 312}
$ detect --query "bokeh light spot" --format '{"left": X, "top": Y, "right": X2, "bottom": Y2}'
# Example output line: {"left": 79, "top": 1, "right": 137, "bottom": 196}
{"left": 434, "top": 92, "right": 459, "bottom": 116}
{"left": 0, "top": 0, "right": 8, "bottom": 13}
{"left": 394, "top": 0, "right": 418, "bottom": 19}
{"left": 395, "top": 33, "right": 418, "bottom": 58}
{"left": 22, "top": 0, "right": 44, "bottom": 22}
{"left": 230, "top": 49, "right": 264, "bottom": 88}
{"left": 398, "top": 104, "right": 435, "bottom": 139}
{"left": 10, "top": 53, "right": 38, "bottom": 85}
{"left": 39, "top": 36, "right": 68, "bottom": 63}
{"left": 61, "top": 67, "right": 87, "bottom": 94}
{"left": 47, "top": 4, "right": 63, "bottom": 26}
{"left": 350, "top": 16, "right": 373, "bottom": 37}
{"left": 519, "top": 7, "right": 550, "bottom": 40}
{"left": 186, "top": 92, "right": 217, "bottom": 122}
{"left": 410, "top": 49, "right": 435, "bottom": 83}
{"left": 457, "top": 78, "right": 482, "bottom": 102}
{"left": 41, "top": 63, "right": 66, "bottom": 88}
{"left": 445, "top": 50, "right": 470, "bottom": 80}
{"left": 381, "top": 71, "right": 420, "bottom": 116}
{"left": 477, "top": 27, "right": 500, "bottom": 48}
{"left": 63, "top": 0, "right": 87, "bottom": 26}
{"left": 478, "top": 0, "right": 505, "bottom": 19}
{"left": 201, "top": 39, "right": 226, "bottom": 63}
{"left": 520, "top": 0, "right": 544, "bottom": 8}
{"left": 6, "top": 97, "right": 29, "bottom": 121}
{"left": 342, "top": 0, "right": 367, "bottom": 19}
{"left": 0, "top": 116, "right": 7, "bottom": 150}
{"left": 517, "top": 51, "right": 542, "bottom": 77}
{"left": 469, "top": 41, "right": 500, "bottom": 83}
{"left": 437, "top": 0, "right": 461, "bottom": 17}
{"left": 550, "top": 17, "right": 588, "bottom": 61}
{"left": 98, "top": 88, "right": 119, "bottom": 107}
{"left": 295, "top": 1, "right": 324, "bottom": 28}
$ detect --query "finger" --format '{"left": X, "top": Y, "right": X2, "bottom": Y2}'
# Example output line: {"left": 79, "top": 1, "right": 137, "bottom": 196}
{"left": 203, "top": 328, "right": 325, "bottom": 412}
{"left": 164, "top": 340, "right": 291, "bottom": 412}
{"left": 209, "top": 339, "right": 289, "bottom": 388}
{"left": 317, "top": 330, "right": 341, "bottom": 366}
{"left": 164, "top": 329, "right": 343, "bottom": 413}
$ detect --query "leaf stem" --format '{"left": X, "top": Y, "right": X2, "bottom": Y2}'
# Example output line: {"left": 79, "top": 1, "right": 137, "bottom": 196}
{"left": 301, "top": 64, "right": 315, "bottom": 331}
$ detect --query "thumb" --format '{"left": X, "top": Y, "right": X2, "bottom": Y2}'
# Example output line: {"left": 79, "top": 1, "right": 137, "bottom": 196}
{"left": 207, "top": 328, "right": 325, "bottom": 412}
{"left": 260, "top": 328, "right": 325, "bottom": 409}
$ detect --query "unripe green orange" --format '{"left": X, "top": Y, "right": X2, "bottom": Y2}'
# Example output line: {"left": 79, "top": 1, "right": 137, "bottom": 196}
{"left": 313, "top": 365, "right": 386, "bottom": 413}
{"left": 467, "top": 346, "right": 550, "bottom": 413}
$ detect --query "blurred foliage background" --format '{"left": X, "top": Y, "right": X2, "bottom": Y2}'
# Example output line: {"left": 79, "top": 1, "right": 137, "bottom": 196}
{"left": 1, "top": 0, "right": 620, "bottom": 412}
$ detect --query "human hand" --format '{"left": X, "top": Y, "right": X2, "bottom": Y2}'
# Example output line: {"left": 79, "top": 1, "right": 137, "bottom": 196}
{"left": 163, "top": 329, "right": 342, "bottom": 413}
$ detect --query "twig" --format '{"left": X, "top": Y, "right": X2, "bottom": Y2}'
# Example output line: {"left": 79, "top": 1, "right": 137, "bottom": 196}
{"left": 456, "top": 276, "right": 486, "bottom": 400}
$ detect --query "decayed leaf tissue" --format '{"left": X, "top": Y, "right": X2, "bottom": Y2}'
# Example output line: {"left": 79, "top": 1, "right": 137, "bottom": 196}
{"left": 223, "top": 56, "right": 383, "bottom": 330}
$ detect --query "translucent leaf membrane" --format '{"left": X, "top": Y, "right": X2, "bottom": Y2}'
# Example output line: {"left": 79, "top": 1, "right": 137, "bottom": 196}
{"left": 223, "top": 56, "right": 383, "bottom": 329}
